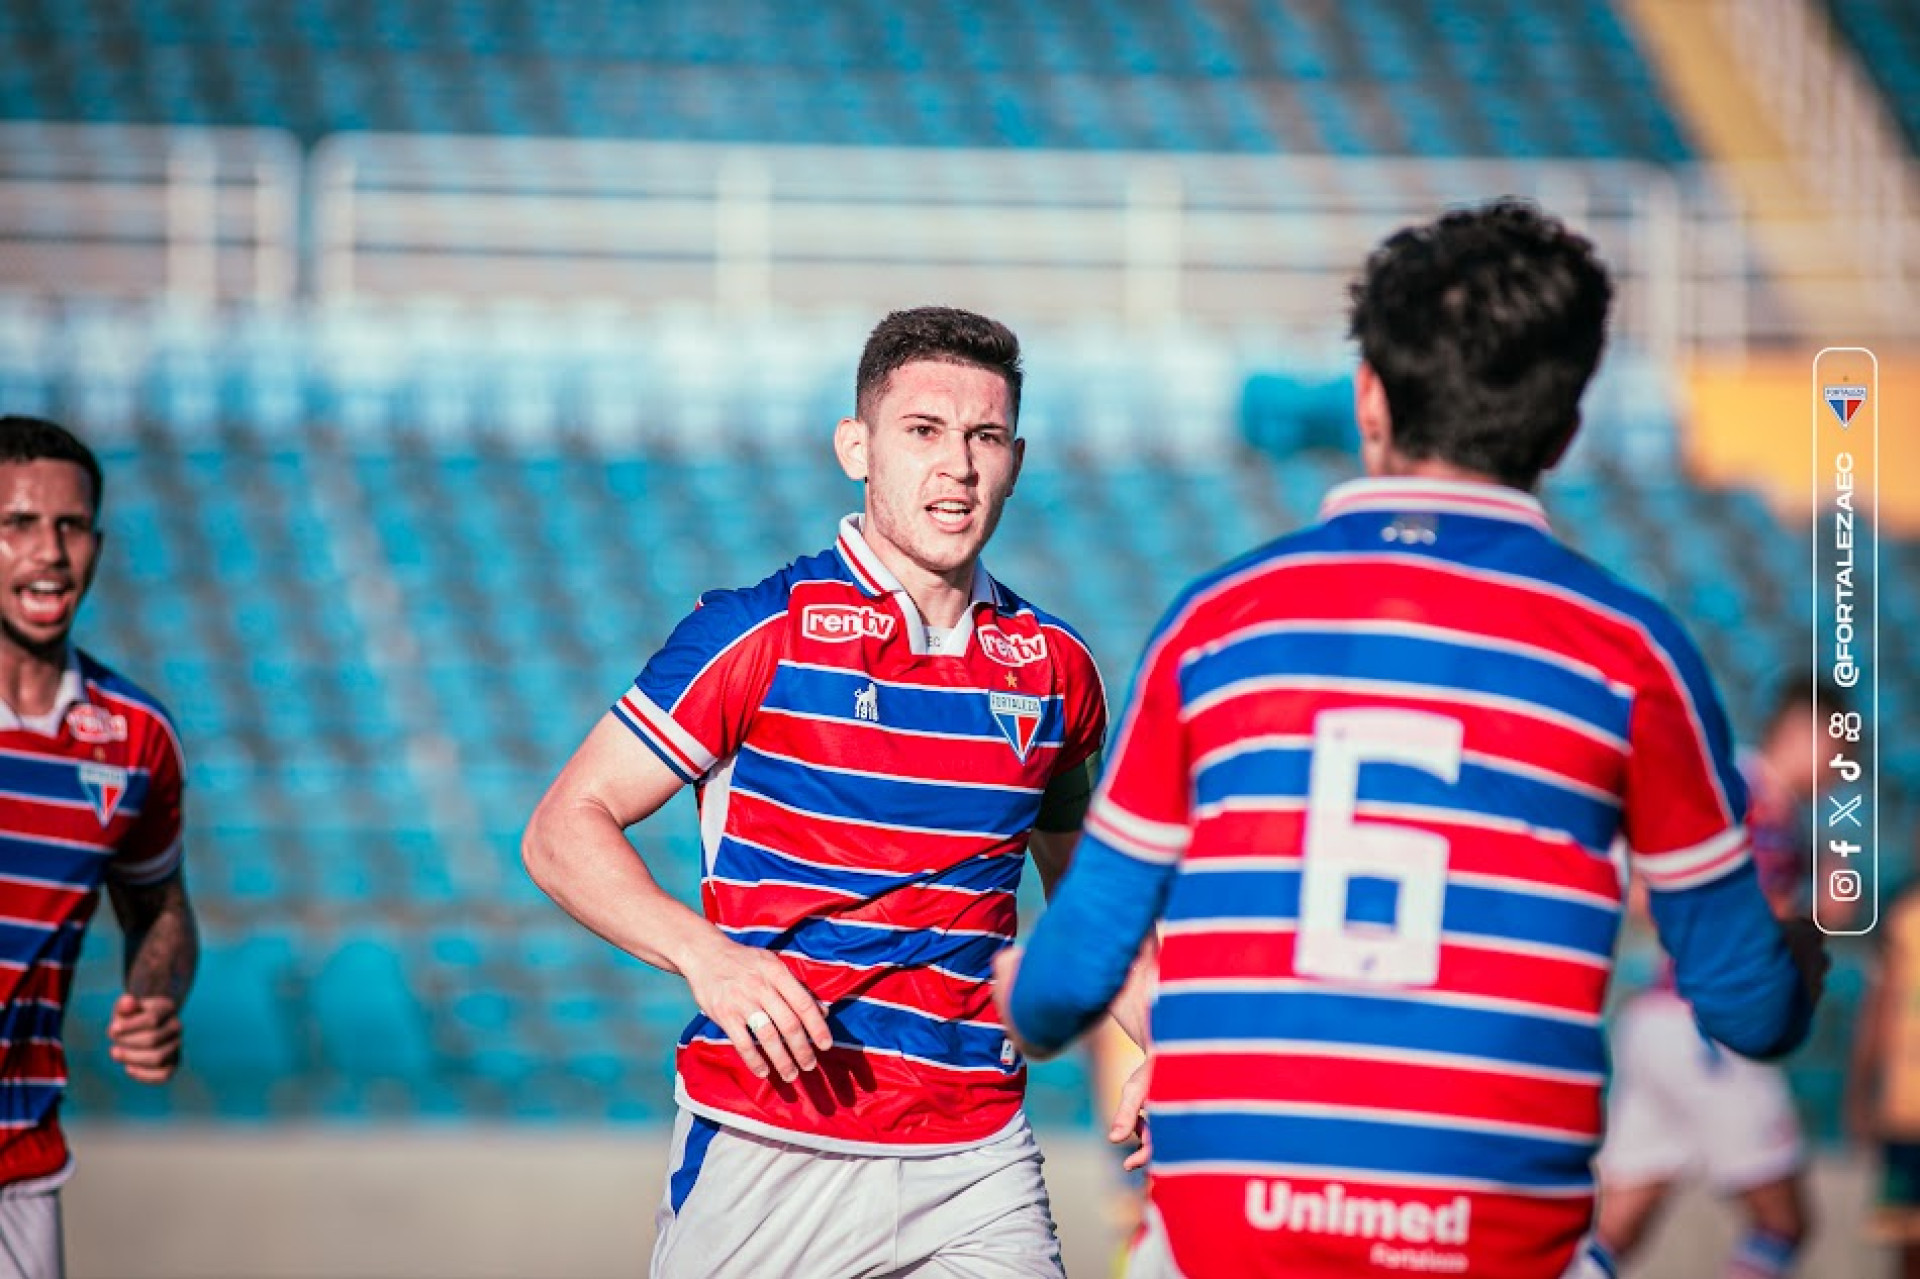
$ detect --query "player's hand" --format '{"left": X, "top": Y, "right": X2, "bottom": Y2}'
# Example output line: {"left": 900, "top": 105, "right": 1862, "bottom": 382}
{"left": 1780, "top": 916, "right": 1831, "bottom": 1006}
{"left": 1108, "top": 1059, "right": 1153, "bottom": 1172}
{"left": 681, "top": 935, "right": 832, "bottom": 1083}
{"left": 991, "top": 946, "right": 1046, "bottom": 1060}
{"left": 107, "top": 993, "right": 183, "bottom": 1084}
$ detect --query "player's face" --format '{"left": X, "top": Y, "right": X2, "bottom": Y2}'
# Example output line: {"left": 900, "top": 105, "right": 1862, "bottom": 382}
{"left": 0, "top": 460, "right": 101, "bottom": 660}
{"left": 836, "top": 359, "right": 1023, "bottom": 592}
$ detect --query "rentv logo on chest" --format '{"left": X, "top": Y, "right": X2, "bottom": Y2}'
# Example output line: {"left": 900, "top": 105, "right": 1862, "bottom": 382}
{"left": 978, "top": 625, "right": 1046, "bottom": 667}
{"left": 803, "top": 604, "right": 896, "bottom": 643}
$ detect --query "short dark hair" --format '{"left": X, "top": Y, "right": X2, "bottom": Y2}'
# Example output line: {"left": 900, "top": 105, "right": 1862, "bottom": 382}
{"left": 1347, "top": 198, "right": 1614, "bottom": 489}
{"left": 0, "top": 415, "right": 103, "bottom": 513}
{"left": 855, "top": 307, "right": 1024, "bottom": 426}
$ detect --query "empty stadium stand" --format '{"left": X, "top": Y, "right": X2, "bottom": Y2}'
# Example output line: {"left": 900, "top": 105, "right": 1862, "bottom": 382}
{"left": 1826, "top": 0, "right": 1920, "bottom": 152}
{"left": 0, "top": 0, "right": 1694, "bottom": 159}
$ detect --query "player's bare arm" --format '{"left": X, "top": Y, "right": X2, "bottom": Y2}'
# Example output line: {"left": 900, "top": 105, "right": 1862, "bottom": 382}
{"left": 1028, "top": 828, "right": 1078, "bottom": 900}
{"left": 523, "top": 715, "right": 832, "bottom": 1082}
{"left": 105, "top": 872, "right": 198, "bottom": 1084}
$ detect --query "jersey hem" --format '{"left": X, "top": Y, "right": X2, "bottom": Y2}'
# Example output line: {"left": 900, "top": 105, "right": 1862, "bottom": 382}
{"left": 673, "top": 1076, "right": 1026, "bottom": 1156}
{"left": 0, "top": 1156, "right": 73, "bottom": 1199}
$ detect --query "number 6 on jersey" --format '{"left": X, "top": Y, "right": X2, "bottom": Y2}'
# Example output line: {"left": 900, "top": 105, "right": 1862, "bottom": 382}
{"left": 1295, "top": 707, "right": 1464, "bottom": 988}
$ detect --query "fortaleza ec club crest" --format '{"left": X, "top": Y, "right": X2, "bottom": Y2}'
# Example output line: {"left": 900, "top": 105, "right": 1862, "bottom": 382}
{"left": 989, "top": 691, "right": 1043, "bottom": 762}
{"left": 77, "top": 761, "right": 129, "bottom": 827}
{"left": 1824, "top": 383, "right": 1867, "bottom": 428}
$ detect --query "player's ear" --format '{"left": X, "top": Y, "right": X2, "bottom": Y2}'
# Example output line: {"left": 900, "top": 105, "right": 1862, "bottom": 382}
{"left": 833, "top": 416, "right": 869, "bottom": 483}
{"left": 1353, "top": 362, "right": 1392, "bottom": 473}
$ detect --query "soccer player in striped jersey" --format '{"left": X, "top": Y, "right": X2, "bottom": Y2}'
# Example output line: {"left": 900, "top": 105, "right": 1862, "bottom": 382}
{"left": 994, "top": 201, "right": 1827, "bottom": 1279}
{"left": 525, "top": 308, "right": 1112, "bottom": 1278}
{"left": 0, "top": 416, "right": 198, "bottom": 1279}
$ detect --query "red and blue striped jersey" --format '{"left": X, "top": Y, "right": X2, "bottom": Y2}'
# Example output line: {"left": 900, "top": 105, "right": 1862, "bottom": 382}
{"left": 0, "top": 648, "right": 185, "bottom": 1189}
{"left": 1086, "top": 478, "right": 1750, "bottom": 1278}
{"left": 616, "top": 516, "right": 1106, "bottom": 1151}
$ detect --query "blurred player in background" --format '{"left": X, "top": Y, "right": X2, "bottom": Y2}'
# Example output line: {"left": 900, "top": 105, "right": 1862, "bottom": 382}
{"left": 1597, "top": 678, "right": 1842, "bottom": 1276}
{"left": 0, "top": 416, "right": 198, "bottom": 1279}
{"left": 524, "top": 308, "right": 1120, "bottom": 1278}
{"left": 993, "top": 199, "right": 1826, "bottom": 1279}
{"left": 1849, "top": 838, "right": 1920, "bottom": 1279}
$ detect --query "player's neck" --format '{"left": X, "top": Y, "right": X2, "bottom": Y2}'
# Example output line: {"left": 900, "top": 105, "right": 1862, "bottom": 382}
{"left": 1372, "top": 452, "right": 1524, "bottom": 490}
{"left": 0, "top": 636, "right": 70, "bottom": 719}
{"left": 899, "top": 568, "right": 974, "bottom": 631}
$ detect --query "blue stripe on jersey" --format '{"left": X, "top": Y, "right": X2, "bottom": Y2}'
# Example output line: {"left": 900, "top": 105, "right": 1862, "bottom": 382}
{"left": 826, "top": 996, "right": 1012, "bottom": 1072}
{"left": 0, "top": 999, "right": 65, "bottom": 1038}
{"left": 1195, "top": 747, "right": 1619, "bottom": 855}
{"left": 1163, "top": 870, "right": 1619, "bottom": 960}
{"left": 0, "top": 834, "right": 109, "bottom": 885}
{"left": 0, "top": 920, "right": 81, "bottom": 970}
{"left": 0, "top": 1082, "right": 64, "bottom": 1126}
{"left": 712, "top": 839, "right": 1024, "bottom": 900}
{"left": 1312, "top": 513, "right": 1745, "bottom": 818}
{"left": 732, "top": 747, "right": 1041, "bottom": 839}
{"left": 761, "top": 666, "right": 1067, "bottom": 750}
{"left": 0, "top": 755, "right": 151, "bottom": 808}
{"left": 731, "top": 916, "right": 1007, "bottom": 982}
{"left": 1181, "top": 630, "right": 1631, "bottom": 745}
{"left": 1153, "top": 989, "right": 1602, "bottom": 1076}
{"left": 1152, "top": 1110, "right": 1592, "bottom": 1191}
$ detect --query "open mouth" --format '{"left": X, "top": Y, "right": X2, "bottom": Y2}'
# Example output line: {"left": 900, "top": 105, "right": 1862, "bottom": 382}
{"left": 926, "top": 499, "right": 973, "bottom": 530}
{"left": 16, "top": 580, "right": 75, "bottom": 627}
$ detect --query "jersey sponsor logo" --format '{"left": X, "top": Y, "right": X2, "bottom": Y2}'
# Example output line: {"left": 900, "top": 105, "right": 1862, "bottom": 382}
{"left": 855, "top": 681, "right": 880, "bottom": 723}
{"left": 802, "top": 604, "right": 896, "bottom": 644}
{"left": 1245, "top": 1180, "right": 1471, "bottom": 1253}
{"left": 990, "top": 691, "right": 1043, "bottom": 761}
{"left": 978, "top": 624, "right": 1047, "bottom": 667}
{"left": 66, "top": 703, "right": 129, "bottom": 743}
{"left": 77, "top": 761, "right": 129, "bottom": 826}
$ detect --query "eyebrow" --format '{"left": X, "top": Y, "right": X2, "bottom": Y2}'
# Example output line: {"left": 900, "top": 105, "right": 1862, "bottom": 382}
{"left": 902, "top": 413, "right": 1010, "bottom": 432}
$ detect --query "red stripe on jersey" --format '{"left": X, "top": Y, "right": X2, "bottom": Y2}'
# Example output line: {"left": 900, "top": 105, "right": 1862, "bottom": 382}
{"left": 0, "top": 882, "right": 91, "bottom": 922}
{"left": 1148, "top": 1172, "right": 1589, "bottom": 1279}
{"left": 0, "top": 1041, "right": 67, "bottom": 1086}
{"left": 1151, "top": 1052, "right": 1601, "bottom": 1138}
{"left": 679, "top": 1038, "right": 1024, "bottom": 1147}
{"left": 782, "top": 955, "right": 988, "bottom": 1017}
{"left": 722, "top": 791, "right": 1020, "bottom": 874}
{"left": 1179, "top": 813, "right": 1622, "bottom": 906}
{"left": 751, "top": 713, "right": 1062, "bottom": 788}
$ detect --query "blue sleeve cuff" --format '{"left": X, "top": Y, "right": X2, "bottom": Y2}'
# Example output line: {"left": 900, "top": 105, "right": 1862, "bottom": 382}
{"left": 1009, "top": 837, "right": 1174, "bottom": 1056}
{"left": 1649, "top": 865, "right": 1813, "bottom": 1060}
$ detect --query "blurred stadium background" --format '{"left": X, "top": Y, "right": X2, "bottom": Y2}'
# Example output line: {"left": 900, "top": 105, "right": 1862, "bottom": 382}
{"left": 0, "top": 0, "right": 1914, "bottom": 1274}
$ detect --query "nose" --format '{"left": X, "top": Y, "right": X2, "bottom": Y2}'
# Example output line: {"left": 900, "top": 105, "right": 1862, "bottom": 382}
{"left": 28, "top": 522, "right": 69, "bottom": 565}
{"left": 939, "top": 429, "right": 977, "bottom": 480}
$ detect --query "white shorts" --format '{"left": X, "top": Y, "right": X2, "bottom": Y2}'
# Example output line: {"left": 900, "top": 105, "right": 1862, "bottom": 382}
{"left": 0, "top": 1190, "right": 62, "bottom": 1279}
{"left": 1598, "top": 991, "right": 1805, "bottom": 1193}
{"left": 652, "top": 1108, "right": 1064, "bottom": 1279}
